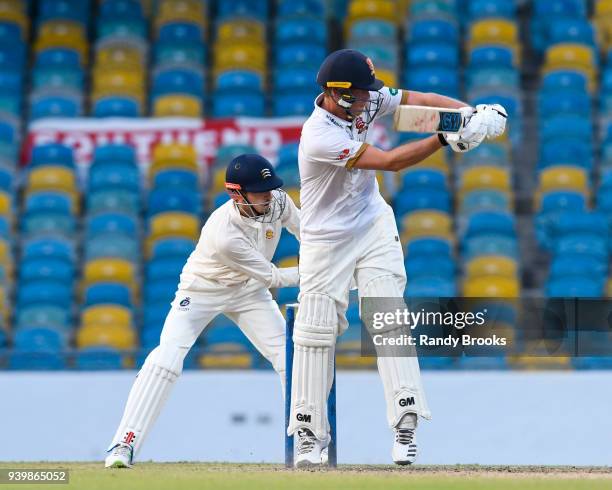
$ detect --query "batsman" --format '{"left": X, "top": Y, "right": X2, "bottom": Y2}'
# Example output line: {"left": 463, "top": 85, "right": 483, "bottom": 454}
{"left": 288, "top": 49, "right": 507, "bottom": 466}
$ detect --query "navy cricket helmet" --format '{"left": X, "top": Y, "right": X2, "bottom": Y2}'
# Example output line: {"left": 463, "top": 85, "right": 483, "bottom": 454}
{"left": 225, "top": 154, "right": 284, "bottom": 193}
{"left": 316, "top": 49, "right": 384, "bottom": 92}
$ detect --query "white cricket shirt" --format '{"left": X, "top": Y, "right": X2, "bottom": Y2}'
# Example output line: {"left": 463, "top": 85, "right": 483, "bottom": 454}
{"left": 298, "top": 87, "right": 403, "bottom": 242}
{"left": 177, "top": 193, "right": 301, "bottom": 291}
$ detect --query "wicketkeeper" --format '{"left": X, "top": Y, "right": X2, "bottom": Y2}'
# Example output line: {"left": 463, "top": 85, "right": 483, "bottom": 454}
{"left": 105, "top": 154, "right": 300, "bottom": 468}
{"left": 287, "top": 49, "right": 507, "bottom": 466}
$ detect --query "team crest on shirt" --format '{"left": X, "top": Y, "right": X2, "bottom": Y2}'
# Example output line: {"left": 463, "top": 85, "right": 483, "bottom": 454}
{"left": 265, "top": 229, "right": 274, "bottom": 239}
{"left": 336, "top": 148, "right": 350, "bottom": 160}
{"left": 354, "top": 116, "right": 367, "bottom": 134}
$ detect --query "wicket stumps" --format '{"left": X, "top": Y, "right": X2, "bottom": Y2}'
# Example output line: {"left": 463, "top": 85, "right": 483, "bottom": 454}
{"left": 284, "top": 304, "right": 337, "bottom": 468}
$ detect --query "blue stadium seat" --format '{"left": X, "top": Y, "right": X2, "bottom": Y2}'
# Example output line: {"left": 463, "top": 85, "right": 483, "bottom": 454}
{"left": 276, "top": 44, "right": 327, "bottom": 69}
{"left": 408, "top": 44, "right": 458, "bottom": 68}
{"left": 395, "top": 189, "right": 451, "bottom": 215}
{"left": 277, "top": 287, "right": 299, "bottom": 304}
{"left": 31, "top": 96, "right": 81, "bottom": 119}
{"left": 35, "top": 48, "right": 82, "bottom": 69}
{"left": 17, "top": 280, "right": 73, "bottom": 309}
{"left": 89, "top": 162, "right": 140, "bottom": 192}
{"left": 273, "top": 93, "right": 316, "bottom": 116}
{"left": 349, "top": 19, "right": 396, "bottom": 41}
{"left": 158, "top": 22, "right": 204, "bottom": 43}
{"left": 16, "top": 305, "right": 71, "bottom": 331}
{"left": 463, "top": 235, "right": 518, "bottom": 259}
{"left": 273, "top": 233, "right": 299, "bottom": 261}
{"left": 468, "top": 0, "right": 516, "bottom": 21}
{"left": 461, "top": 190, "right": 510, "bottom": 215}
{"left": 9, "top": 351, "right": 66, "bottom": 370}
{"left": 152, "top": 68, "right": 205, "bottom": 98}
{"left": 546, "top": 277, "right": 603, "bottom": 297}
{"left": 538, "top": 140, "right": 593, "bottom": 170}
{"left": 88, "top": 189, "right": 140, "bottom": 216}
{"left": 407, "top": 19, "right": 459, "bottom": 45}
{"left": 275, "top": 68, "right": 319, "bottom": 93}
{"left": 84, "top": 283, "right": 132, "bottom": 308}
{"left": 154, "top": 170, "right": 199, "bottom": 190}
{"left": 151, "top": 238, "right": 195, "bottom": 259}
{"left": 467, "top": 67, "right": 519, "bottom": 92}
{"left": 216, "top": 70, "right": 263, "bottom": 92}
{"left": 217, "top": 0, "right": 268, "bottom": 21}
{"left": 13, "top": 327, "right": 66, "bottom": 351}
{"left": 147, "top": 258, "right": 185, "bottom": 281}
{"left": 541, "top": 115, "right": 592, "bottom": 142}
{"left": 0, "top": 166, "right": 12, "bottom": 191}
{"left": 212, "top": 93, "right": 265, "bottom": 117}
{"left": 277, "top": 0, "right": 325, "bottom": 18}
{"left": 406, "top": 277, "right": 456, "bottom": 297}
{"left": 31, "top": 143, "right": 74, "bottom": 168}
{"left": 277, "top": 18, "right": 327, "bottom": 45}
{"left": 144, "top": 280, "right": 178, "bottom": 304}
{"left": 407, "top": 67, "right": 459, "bottom": 97}
{"left": 87, "top": 213, "right": 138, "bottom": 237}
{"left": 406, "top": 238, "right": 452, "bottom": 258}
{"left": 463, "top": 212, "right": 516, "bottom": 239}
{"left": 539, "top": 91, "right": 591, "bottom": 118}
{"left": 401, "top": 169, "right": 447, "bottom": 190}
{"left": 19, "top": 258, "right": 74, "bottom": 284}
{"left": 469, "top": 46, "right": 515, "bottom": 68}
{"left": 84, "top": 233, "right": 140, "bottom": 262}
{"left": 551, "top": 212, "right": 608, "bottom": 241}
{"left": 94, "top": 144, "right": 136, "bottom": 165}
{"left": 555, "top": 235, "right": 608, "bottom": 261}
{"left": 39, "top": 0, "right": 89, "bottom": 23}
{"left": 405, "top": 256, "right": 455, "bottom": 279}
{"left": 550, "top": 255, "right": 608, "bottom": 279}
{"left": 542, "top": 70, "right": 588, "bottom": 92}
{"left": 148, "top": 189, "right": 201, "bottom": 216}
{"left": 548, "top": 19, "right": 595, "bottom": 48}
{"left": 75, "top": 347, "right": 124, "bottom": 370}
{"left": 24, "top": 192, "right": 72, "bottom": 215}
{"left": 93, "top": 97, "right": 140, "bottom": 117}
{"left": 100, "top": 0, "right": 143, "bottom": 18}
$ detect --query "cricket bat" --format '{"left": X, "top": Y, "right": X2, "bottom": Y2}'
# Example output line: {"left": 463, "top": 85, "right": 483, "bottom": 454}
{"left": 393, "top": 105, "right": 465, "bottom": 133}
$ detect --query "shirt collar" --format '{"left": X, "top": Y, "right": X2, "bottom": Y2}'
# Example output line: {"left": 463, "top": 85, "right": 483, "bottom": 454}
{"left": 313, "top": 93, "right": 352, "bottom": 128}
{"left": 228, "top": 200, "right": 260, "bottom": 230}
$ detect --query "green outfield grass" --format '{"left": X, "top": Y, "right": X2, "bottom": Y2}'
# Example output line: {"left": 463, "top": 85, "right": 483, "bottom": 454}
{"left": 0, "top": 463, "right": 610, "bottom": 490}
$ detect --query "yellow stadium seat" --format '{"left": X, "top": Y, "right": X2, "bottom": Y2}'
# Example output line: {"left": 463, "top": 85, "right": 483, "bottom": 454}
{"left": 460, "top": 166, "right": 511, "bottom": 194}
{"left": 199, "top": 352, "right": 253, "bottom": 369}
{"left": 215, "top": 45, "right": 266, "bottom": 73}
{"left": 83, "top": 259, "right": 135, "bottom": 288}
{"left": 153, "top": 95, "right": 202, "bottom": 117}
{"left": 336, "top": 353, "right": 377, "bottom": 368}
{"left": 77, "top": 324, "right": 136, "bottom": 349}
{"left": 152, "top": 143, "right": 197, "bottom": 166}
{"left": 404, "top": 153, "right": 450, "bottom": 175}
{"left": 596, "top": 0, "right": 612, "bottom": 15}
{"left": 401, "top": 210, "right": 453, "bottom": 240}
{"left": 539, "top": 165, "right": 589, "bottom": 194}
{"left": 217, "top": 20, "right": 265, "bottom": 43}
{"left": 543, "top": 43, "right": 596, "bottom": 80}
{"left": 277, "top": 256, "right": 298, "bottom": 268}
{"left": 375, "top": 68, "right": 397, "bottom": 88}
{"left": 347, "top": 0, "right": 396, "bottom": 24}
{"left": 465, "top": 255, "right": 518, "bottom": 279}
{"left": 27, "top": 166, "right": 77, "bottom": 193}
{"left": 82, "top": 305, "right": 133, "bottom": 329}
{"left": 97, "top": 46, "right": 145, "bottom": 68}
{"left": 35, "top": 21, "right": 88, "bottom": 58}
{"left": 0, "top": 3, "right": 28, "bottom": 36}
{"left": 470, "top": 19, "right": 518, "bottom": 48}
{"left": 0, "top": 191, "right": 10, "bottom": 216}
{"left": 150, "top": 211, "right": 200, "bottom": 241}
{"left": 212, "top": 167, "right": 227, "bottom": 193}
{"left": 463, "top": 275, "right": 519, "bottom": 297}
{"left": 94, "top": 71, "right": 144, "bottom": 92}
{"left": 286, "top": 187, "right": 300, "bottom": 207}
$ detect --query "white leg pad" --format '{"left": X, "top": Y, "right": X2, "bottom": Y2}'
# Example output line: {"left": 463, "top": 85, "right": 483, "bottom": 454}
{"left": 287, "top": 293, "right": 337, "bottom": 441}
{"left": 361, "top": 275, "right": 432, "bottom": 427}
{"left": 107, "top": 343, "right": 186, "bottom": 456}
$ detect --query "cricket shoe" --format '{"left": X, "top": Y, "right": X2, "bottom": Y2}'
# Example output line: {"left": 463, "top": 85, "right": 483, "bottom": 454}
{"left": 320, "top": 446, "right": 328, "bottom": 465}
{"left": 392, "top": 413, "right": 418, "bottom": 465}
{"left": 105, "top": 443, "right": 133, "bottom": 468}
{"left": 295, "top": 428, "right": 323, "bottom": 468}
